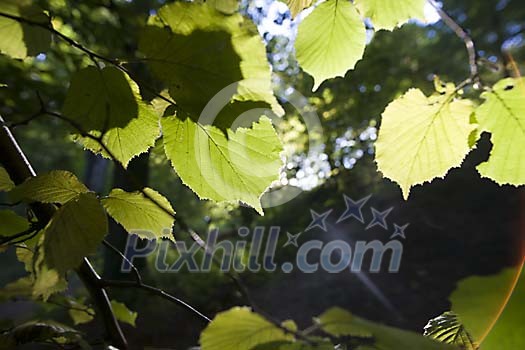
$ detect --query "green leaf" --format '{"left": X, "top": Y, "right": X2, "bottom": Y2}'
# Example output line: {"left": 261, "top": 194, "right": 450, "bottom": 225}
{"left": 375, "top": 87, "right": 476, "bottom": 199}
{"left": 68, "top": 302, "right": 95, "bottom": 326}
{"left": 197, "top": 0, "right": 240, "bottom": 14}
{"left": 295, "top": 0, "right": 366, "bottom": 91}
{"left": 450, "top": 267, "right": 525, "bottom": 350}
{"left": 354, "top": 0, "right": 427, "bottom": 31}
{"left": 101, "top": 187, "right": 175, "bottom": 241}
{"left": 475, "top": 78, "right": 525, "bottom": 185}
{"left": 62, "top": 66, "right": 160, "bottom": 167}
{"left": 0, "top": 210, "right": 30, "bottom": 237}
{"left": 139, "top": 2, "right": 283, "bottom": 128}
{"left": 318, "top": 308, "right": 458, "bottom": 350}
{"left": 284, "top": 0, "right": 314, "bottom": 18}
{"left": 43, "top": 192, "right": 108, "bottom": 274}
{"left": 0, "top": 0, "right": 52, "bottom": 59}
{"left": 10, "top": 170, "right": 89, "bottom": 204}
{"left": 200, "top": 306, "right": 293, "bottom": 350}
{"left": 162, "top": 115, "right": 283, "bottom": 214}
{"left": 424, "top": 312, "right": 478, "bottom": 349}
{"left": 0, "top": 167, "right": 14, "bottom": 192}
{"left": 111, "top": 300, "right": 137, "bottom": 327}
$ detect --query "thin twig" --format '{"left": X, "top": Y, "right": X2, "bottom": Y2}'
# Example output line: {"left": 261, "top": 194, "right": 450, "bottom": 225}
{"left": 0, "top": 11, "right": 177, "bottom": 107}
{"left": 100, "top": 279, "right": 211, "bottom": 323}
{"left": 429, "top": 0, "right": 480, "bottom": 85}
{"left": 102, "top": 239, "right": 142, "bottom": 285}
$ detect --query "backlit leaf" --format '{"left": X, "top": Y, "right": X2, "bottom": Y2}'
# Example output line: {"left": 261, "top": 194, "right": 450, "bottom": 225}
{"left": 475, "top": 78, "right": 525, "bottom": 186}
{"left": 111, "top": 300, "right": 137, "bottom": 327}
{"left": 10, "top": 170, "right": 88, "bottom": 204}
{"left": 375, "top": 87, "right": 476, "bottom": 199}
{"left": 162, "top": 115, "right": 283, "bottom": 214}
{"left": 139, "top": 2, "right": 283, "bottom": 129}
{"left": 354, "top": 0, "right": 427, "bottom": 31}
{"left": 295, "top": 0, "right": 366, "bottom": 91}
{"left": 101, "top": 187, "right": 175, "bottom": 241}
{"left": 200, "top": 307, "right": 293, "bottom": 350}
{"left": 450, "top": 267, "right": 525, "bottom": 350}
{"left": 318, "top": 308, "right": 457, "bottom": 349}
{"left": 63, "top": 66, "right": 160, "bottom": 167}
{"left": 285, "top": 0, "right": 314, "bottom": 18}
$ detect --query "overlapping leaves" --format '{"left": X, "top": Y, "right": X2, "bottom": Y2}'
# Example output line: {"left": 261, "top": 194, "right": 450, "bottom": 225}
{"left": 62, "top": 66, "right": 160, "bottom": 168}
{"left": 0, "top": 0, "right": 52, "bottom": 59}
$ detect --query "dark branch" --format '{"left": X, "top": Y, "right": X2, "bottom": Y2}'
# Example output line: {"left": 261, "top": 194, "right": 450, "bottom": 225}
{"left": 0, "top": 115, "right": 128, "bottom": 349}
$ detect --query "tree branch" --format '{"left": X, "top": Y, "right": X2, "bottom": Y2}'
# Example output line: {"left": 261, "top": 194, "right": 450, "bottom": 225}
{"left": 0, "top": 115, "right": 128, "bottom": 349}
{"left": 429, "top": 0, "right": 480, "bottom": 85}
{"left": 0, "top": 11, "right": 176, "bottom": 107}
{"left": 101, "top": 239, "right": 211, "bottom": 323}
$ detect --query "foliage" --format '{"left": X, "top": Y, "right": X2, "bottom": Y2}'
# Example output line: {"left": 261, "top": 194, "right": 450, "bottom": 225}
{"left": 424, "top": 312, "right": 478, "bottom": 350}
{"left": 0, "top": 0, "right": 523, "bottom": 348}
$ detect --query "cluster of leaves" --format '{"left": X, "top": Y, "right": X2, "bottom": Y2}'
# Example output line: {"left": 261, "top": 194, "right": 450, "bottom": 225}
{"left": 199, "top": 306, "right": 457, "bottom": 350}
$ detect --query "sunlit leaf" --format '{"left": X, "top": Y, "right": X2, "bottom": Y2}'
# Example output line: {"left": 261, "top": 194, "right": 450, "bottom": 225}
{"left": 63, "top": 66, "right": 160, "bottom": 167}
{"left": 450, "top": 267, "right": 525, "bottom": 350}
{"left": 284, "top": 0, "right": 314, "bottom": 18}
{"left": 200, "top": 307, "right": 293, "bottom": 350}
{"left": 111, "top": 300, "right": 137, "bottom": 327}
{"left": 355, "top": 0, "right": 427, "bottom": 31}
{"left": 375, "top": 87, "right": 476, "bottom": 199}
{"left": 162, "top": 115, "right": 283, "bottom": 214}
{"left": 475, "top": 78, "right": 525, "bottom": 186}
{"left": 0, "top": 0, "right": 52, "bottom": 59}
{"left": 10, "top": 170, "right": 88, "bottom": 204}
{"left": 101, "top": 187, "right": 175, "bottom": 241}
{"left": 139, "top": 2, "right": 283, "bottom": 129}
{"left": 295, "top": 0, "right": 366, "bottom": 91}
{"left": 318, "top": 308, "right": 458, "bottom": 349}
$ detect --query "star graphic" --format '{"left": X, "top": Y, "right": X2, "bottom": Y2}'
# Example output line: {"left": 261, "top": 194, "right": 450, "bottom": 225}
{"left": 283, "top": 232, "right": 302, "bottom": 248}
{"left": 336, "top": 194, "right": 372, "bottom": 224}
{"left": 390, "top": 223, "right": 409, "bottom": 239}
{"left": 366, "top": 207, "right": 393, "bottom": 230}
{"left": 305, "top": 209, "right": 333, "bottom": 232}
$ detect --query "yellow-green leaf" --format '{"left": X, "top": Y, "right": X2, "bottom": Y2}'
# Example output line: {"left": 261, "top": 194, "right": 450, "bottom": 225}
{"left": 111, "top": 300, "right": 137, "bottom": 327}
{"left": 355, "top": 0, "right": 427, "bottom": 31}
{"left": 101, "top": 187, "right": 175, "bottom": 241}
{"left": 285, "top": 0, "right": 314, "bottom": 18}
{"left": 139, "top": 2, "right": 283, "bottom": 128}
{"left": 63, "top": 66, "right": 160, "bottom": 168}
{"left": 162, "top": 115, "right": 283, "bottom": 215}
{"left": 318, "top": 308, "right": 457, "bottom": 349}
{"left": 475, "top": 78, "right": 525, "bottom": 186}
{"left": 10, "top": 170, "right": 89, "bottom": 204}
{"left": 295, "top": 0, "right": 366, "bottom": 91}
{"left": 375, "top": 87, "right": 476, "bottom": 199}
{"left": 200, "top": 307, "right": 293, "bottom": 350}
